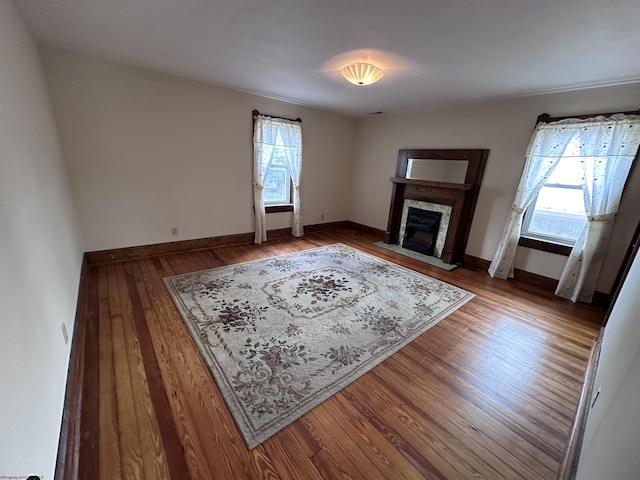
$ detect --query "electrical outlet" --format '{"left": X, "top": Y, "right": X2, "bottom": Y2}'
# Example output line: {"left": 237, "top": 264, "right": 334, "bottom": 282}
{"left": 171, "top": 227, "right": 178, "bottom": 236}
{"left": 62, "top": 322, "right": 69, "bottom": 344}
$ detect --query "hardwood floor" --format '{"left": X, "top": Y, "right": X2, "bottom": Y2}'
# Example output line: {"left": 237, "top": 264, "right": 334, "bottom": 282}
{"left": 70, "top": 227, "right": 602, "bottom": 479}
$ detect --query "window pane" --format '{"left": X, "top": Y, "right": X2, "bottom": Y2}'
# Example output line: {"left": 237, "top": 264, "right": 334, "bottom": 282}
{"left": 263, "top": 166, "right": 290, "bottom": 204}
{"left": 536, "top": 186, "right": 585, "bottom": 216}
{"left": 527, "top": 187, "right": 585, "bottom": 242}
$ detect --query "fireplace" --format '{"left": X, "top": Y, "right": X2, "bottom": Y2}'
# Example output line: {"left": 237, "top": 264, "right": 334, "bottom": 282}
{"left": 402, "top": 208, "right": 442, "bottom": 256}
{"left": 385, "top": 149, "right": 489, "bottom": 265}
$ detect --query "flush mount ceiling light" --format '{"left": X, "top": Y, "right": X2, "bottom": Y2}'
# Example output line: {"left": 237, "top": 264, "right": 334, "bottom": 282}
{"left": 340, "top": 62, "right": 384, "bottom": 86}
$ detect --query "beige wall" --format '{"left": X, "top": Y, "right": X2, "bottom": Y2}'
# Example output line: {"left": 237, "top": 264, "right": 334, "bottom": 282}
{"left": 40, "top": 46, "right": 356, "bottom": 252}
{"left": 350, "top": 84, "right": 640, "bottom": 293}
{"left": 0, "top": 1, "right": 84, "bottom": 478}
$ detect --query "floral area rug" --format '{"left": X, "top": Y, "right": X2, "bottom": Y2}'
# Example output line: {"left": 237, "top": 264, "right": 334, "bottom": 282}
{"left": 164, "top": 244, "right": 474, "bottom": 448}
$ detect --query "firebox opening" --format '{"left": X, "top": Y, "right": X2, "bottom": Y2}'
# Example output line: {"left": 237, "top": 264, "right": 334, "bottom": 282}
{"left": 402, "top": 208, "right": 442, "bottom": 256}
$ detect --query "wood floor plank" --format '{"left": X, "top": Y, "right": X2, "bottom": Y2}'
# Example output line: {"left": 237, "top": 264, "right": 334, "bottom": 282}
{"left": 110, "top": 311, "right": 147, "bottom": 479}
{"left": 369, "top": 365, "right": 553, "bottom": 480}
{"left": 377, "top": 358, "right": 544, "bottom": 478}
{"left": 261, "top": 437, "right": 322, "bottom": 480}
{"left": 133, "top": 259, "right": 221, "bottom": 479}
{"left": 107, "top": 264, "right": 147, "bottom": 480}
{"left": 300, "top": 408, "right": 407, "bottom": 480}
{"left": 78, "top": 266, "right": 100, "bottom": 480}
{"left": 263, "top": 428, "right": 323, "bottom": 480}
{"left": 330, "top": 393, "right": 448, "bottom": 480}
{"left": 119, "top": 265, "right": 172, "bottom": 480}
{"left": 341, "top": 386, "right": 462, "bottom": 478}
{"left": 287, "top": 419, "right": 321, "bottom": 458}
{"left": 77, "top": 227, "right": 601, "bottom": 479}
{"left": 412, "top": 321, "right": 581, "bottom": 422}
{"left": 97, "top": 272, "right": 122, "bottom": 480}
{"left": 377, "top": 355, "right": 559, "bottom": 477}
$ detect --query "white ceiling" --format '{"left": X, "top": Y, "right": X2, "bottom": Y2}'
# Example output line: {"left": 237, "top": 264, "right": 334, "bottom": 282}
{"left": 14, "top": 0, "right": 640, "bottom": 116}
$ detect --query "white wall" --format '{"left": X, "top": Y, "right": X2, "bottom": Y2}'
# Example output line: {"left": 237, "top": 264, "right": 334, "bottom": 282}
{"left": 575, "top": 249, "right": 640, "bottom": 480}
{"left": 0, "top": 1, "right": 84, "bottom": 478}
{"left": 40, "top": 46, "right": 356, "bottom": 252}
{"left": 350, "top": 84, "right": 640, "bottom": 293}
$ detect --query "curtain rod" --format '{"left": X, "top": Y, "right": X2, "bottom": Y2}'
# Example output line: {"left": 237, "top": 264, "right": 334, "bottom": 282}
{"left": 253, "top": 109, "right": 302, "bottom": 123}
{"left": 537, "top": 108, "right": 640, "bottom": 125}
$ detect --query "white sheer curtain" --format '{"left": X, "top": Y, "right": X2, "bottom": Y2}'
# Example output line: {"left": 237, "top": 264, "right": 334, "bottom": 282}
{"left": 253, "top": 115, "right": 303, "bottom": 244}
{"left": 281, "top": 136, "right": 303, "bottom": 237}
{"left": 555, "top": 115, "right": 640, "bottom": 302}
{"left": 488, "top": 125, "right": 569, "bottom": 278}
{"left": 489, "top": 114, "right": 640, "bottom": 302}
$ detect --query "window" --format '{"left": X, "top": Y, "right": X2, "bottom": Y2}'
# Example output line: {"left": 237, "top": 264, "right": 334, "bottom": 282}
{"left": 521, "top": 157, "right": 586, "bottom": 246}
{"left": 252, "top": 112, "right": 303, "bottom": 244}
{"left": 490, "top": 112, "right": 640, "bottom": 303}
{"left": 263, "top": 148, "right": 292, "bottom": 205}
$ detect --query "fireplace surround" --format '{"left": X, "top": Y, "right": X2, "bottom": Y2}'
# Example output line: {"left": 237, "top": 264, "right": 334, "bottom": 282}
{"left": 384, "top": 149, "right": 489, "bottom": 265}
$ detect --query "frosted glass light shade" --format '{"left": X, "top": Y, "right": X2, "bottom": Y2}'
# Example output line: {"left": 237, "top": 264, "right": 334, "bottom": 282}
{"left": 340, "top": 62, "right": 383, "bottom": 85}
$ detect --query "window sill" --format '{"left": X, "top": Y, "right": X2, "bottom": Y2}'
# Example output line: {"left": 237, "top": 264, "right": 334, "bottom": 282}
{"left": 266, "top": 204, "right": 293, "bottom": 213}
{"left": 518, "top": 237, "right": 572, "bottom": 256}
